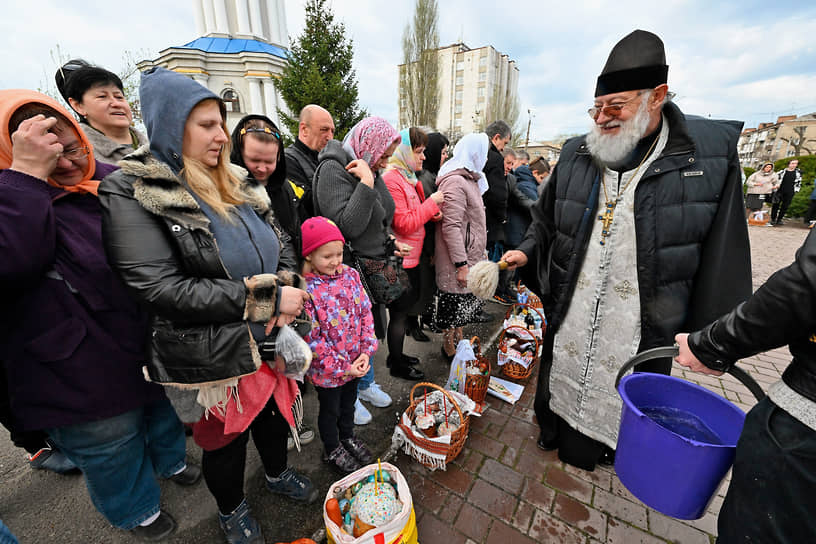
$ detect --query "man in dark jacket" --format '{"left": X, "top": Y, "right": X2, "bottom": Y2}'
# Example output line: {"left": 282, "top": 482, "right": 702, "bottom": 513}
{"left": 675, "top": 228, "right": 816, "bottom": 542}
{"left": 483, "top": 119, "right": 515, "bottom": 304}
{"left": 284, "top": 104, "right": 335, "bottom": 218}
{"left": 502, "top": 29, "right": 752, "bottom": 471}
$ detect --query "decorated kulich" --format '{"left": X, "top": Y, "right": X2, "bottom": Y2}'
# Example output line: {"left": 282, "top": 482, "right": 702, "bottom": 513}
{"left": 437, "top": 421, "right": 458, "bottom": 436}
{"left": 415, "top": 412, "right": 436, "bottom": 437}
{"left": 351, "top": 482, "right": 403, "bottom": 536}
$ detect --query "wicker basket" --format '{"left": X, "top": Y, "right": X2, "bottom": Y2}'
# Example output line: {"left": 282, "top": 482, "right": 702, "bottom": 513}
{"left": 498, "top": 325, "right": 540, "bottom": 381}
{"left": 402, "top": 382, "right": 469, "bottom": 467}
{"left": 464, "top": 336, "right": 490, "bottom": 405}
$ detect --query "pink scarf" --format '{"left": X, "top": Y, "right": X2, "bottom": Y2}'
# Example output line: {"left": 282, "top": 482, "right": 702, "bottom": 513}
{"left": 342, "top": 116, "right": 400, "bottom": 169}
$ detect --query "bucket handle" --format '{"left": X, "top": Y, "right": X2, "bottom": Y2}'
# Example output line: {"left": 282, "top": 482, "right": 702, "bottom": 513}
{"left": 614, "top": 346, "right": 765, "bottom": 402}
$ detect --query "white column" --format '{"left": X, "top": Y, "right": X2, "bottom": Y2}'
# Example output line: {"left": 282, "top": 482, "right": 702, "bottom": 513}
{"left": 235, "top": 0, "right": 251, "bottom": 35}
{"left": 261, "top": 78, "right": 278, "bottom": 123}
{"left": 264, "top": 0, "right": 279, "bottom": 44}
{"left": 249, "top": 0, "right": 264, "bottom": 39}
{"left": 276, "top": 0, "right": 288, "bottom": 48}
{"left": 193, "top": 0, "right": 206, "bottom": 37}
{"left": 213, "top": 0, "right": 229, "bottom": 34}
{"left": 247, "top": 78, "right": 263, "bottom": 114}
{"left": 202, "top": 0, "right": 216, "bottom": 35}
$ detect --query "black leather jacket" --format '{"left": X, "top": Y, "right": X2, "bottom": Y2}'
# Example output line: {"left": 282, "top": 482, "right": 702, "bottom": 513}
{"left": 98, "top": 147, "right": 301, "bottom": 386}
{"left": 689, "top": 229, "right": 816, "bottom": 403}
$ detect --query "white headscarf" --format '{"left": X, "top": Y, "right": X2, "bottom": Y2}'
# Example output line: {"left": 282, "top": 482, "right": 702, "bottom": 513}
{"left": 438, "top": 133, "right": 490, "bottom": 195}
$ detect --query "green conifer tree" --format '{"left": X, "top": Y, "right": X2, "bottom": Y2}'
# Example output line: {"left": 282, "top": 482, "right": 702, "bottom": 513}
{"left": 275, "top": 0, "right": 366, "bottom": 140}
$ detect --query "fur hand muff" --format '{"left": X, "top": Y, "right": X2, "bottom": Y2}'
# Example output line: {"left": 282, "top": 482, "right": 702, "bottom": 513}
{"left": 276, "top": 269, "right": 307, "bottom": 290}
{"left": 244, "top": 273, "right": 279, "bottom": 322}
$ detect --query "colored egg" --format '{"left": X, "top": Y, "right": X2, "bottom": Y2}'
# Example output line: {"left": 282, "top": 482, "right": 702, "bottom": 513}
{"left": 339, "top": 499, "right": 349, "bottom": 514}
{"left": 366, "top": 475, "right": 376, "bottom": 483}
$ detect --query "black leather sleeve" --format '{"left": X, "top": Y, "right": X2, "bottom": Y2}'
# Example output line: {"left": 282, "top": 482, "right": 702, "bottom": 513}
{"left": 688, "top": 229, "right": 816, "bottom": 371}
{"left": 98, "top": 171, "right": 248, "bottom": 324}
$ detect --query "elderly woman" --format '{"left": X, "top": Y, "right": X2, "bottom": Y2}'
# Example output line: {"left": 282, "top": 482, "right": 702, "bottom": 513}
{"left": 383, "top": 128, "right": 445, "bottom": 372}
{"left": 435, "top": 133, "right": 490, "bottom": 361}
{"left": 99, "top": 67, "right": 314, "bottom": 544}
{"left": 312, "top": 117, "right": 408, "bottom": 424}
{"left": 0, "top": 90, "right": 192, "bottom": 541}
{"left": 55, "top": 59, "right": 148, "bottom": 164}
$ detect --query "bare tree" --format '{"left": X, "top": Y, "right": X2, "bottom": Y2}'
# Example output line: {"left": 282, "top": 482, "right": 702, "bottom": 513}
{"left": 779, "top": 125, "right": 816, "bottom": 156}
{"left": 399, "top": 0, "right": 440, "bottom": 128}
{"left": 477, "top": 80, "right": 523, "bottom": 144}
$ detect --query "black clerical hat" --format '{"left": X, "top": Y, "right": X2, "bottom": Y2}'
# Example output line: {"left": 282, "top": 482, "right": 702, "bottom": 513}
{"left": 595, "top": 30, "right": 668, "bottom": 97}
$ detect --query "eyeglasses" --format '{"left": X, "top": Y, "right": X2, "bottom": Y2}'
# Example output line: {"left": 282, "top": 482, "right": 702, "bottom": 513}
{"left": 587, "top": 91, "right": 644, "bottom": 119}
{"left": 60, "top": 146, "right": 91, "bottom": 160}
{"left": 240, "top": 126, "right": 280, "bottom": 139}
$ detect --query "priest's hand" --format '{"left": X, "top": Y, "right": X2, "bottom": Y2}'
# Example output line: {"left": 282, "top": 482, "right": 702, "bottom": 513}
{"left": 501, "top": 250, "right": 528, "bottom": 270}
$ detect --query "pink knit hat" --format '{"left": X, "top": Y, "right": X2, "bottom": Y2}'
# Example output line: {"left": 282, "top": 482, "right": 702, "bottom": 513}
{"left": 301, "top": 216, "right": 345, "bottom": 257}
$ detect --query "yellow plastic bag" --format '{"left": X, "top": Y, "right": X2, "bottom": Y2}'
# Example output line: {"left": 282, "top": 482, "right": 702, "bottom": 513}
{"left": 324, "top": 462, "right": 418, "bottom": 544}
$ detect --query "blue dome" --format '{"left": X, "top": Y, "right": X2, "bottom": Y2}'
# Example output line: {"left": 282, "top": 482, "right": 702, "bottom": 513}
{"left": 180, "top": 37, "right": 288, "bottom": 59}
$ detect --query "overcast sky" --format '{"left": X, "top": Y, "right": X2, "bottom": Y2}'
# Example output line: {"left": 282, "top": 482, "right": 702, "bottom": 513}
{"left": 1, "top": 0, "right": 815, "bottom": 141}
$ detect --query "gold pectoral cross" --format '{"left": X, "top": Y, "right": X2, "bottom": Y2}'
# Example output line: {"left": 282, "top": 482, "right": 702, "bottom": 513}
{"left": 598, "top": 201, "right": 616, "bottom": 245}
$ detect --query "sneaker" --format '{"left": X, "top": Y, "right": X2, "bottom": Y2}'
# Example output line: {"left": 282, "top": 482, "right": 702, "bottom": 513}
{"left": 218, "top": 499, "right": 264, "bottom": 544}
{"left": 168, "top": 463, "right": 202, "bottom": 486}
{"left": 492, "top": 293, "right": 515, "bottom": 305}
{"left": 354, "top": 399, "right": 372, "bottom": 425}
{"left": 131, "top": 511, "right": 177, "bottom": 542}
{"left": 266, "top": 467, "right": 319, "bottom": 503}
{"left": 341, "top": 437, "right": 374, "bottom": 464}
{"left": 287, "top": 425, "right": 316, "bottom": 451}
{"left": 323, "top": 444, "right": 362, "bottom": 473}
{"left": 28, "top": 441, "right": 80, "bottom": 475}
{"left": 809, "top": 220, "right": 815, "bottom": 229}
{"left": 358, "top": 383, "right": 392, "bottom": 408}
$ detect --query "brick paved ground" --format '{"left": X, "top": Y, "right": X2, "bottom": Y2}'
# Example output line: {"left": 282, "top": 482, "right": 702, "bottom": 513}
{"left": 393, "top": 222, "right": 812, "bottom": 544}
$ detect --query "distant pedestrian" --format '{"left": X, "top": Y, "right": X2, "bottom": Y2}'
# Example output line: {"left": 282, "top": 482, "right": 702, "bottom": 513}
{"left": 744, "top": 162, "right": 775, "bottom": 219}
{"left": 804, "top": 181, "right": 816, "bottom": 228}
{"left": 771, "top": 159, "right": 802, "bottom": 225}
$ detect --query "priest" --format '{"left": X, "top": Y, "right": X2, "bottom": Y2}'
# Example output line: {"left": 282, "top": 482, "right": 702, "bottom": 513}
{"left": 501, "top": 30, "right": 752, "bottom": 471}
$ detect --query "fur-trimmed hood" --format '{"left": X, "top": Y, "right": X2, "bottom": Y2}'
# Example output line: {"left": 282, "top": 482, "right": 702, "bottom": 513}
{"left": 118, "top": 145, "right": 273, "bottom": 233}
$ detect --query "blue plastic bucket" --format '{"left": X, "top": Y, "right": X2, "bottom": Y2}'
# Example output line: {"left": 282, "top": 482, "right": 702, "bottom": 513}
{"left": 613, "top": 347, "right": 764, "bottom": 520}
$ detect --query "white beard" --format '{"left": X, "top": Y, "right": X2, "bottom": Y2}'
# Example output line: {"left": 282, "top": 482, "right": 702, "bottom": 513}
{"left": 586, "top": 95, "right": 652, "bottom": 166}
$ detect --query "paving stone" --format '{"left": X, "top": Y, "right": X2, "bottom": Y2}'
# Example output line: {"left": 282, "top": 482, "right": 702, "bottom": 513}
{"left": 500, "top": 445, "right": 519, "bottom": 466}
{"left": 500, "top": 417, "right": 539, "bottom": 451}
{"left": 564, "top": 462, "right": 613, "bottom": 491}
{"left": 486, "top": 521, "right": 538, "bottom": 544}
{"left": 594, "top": 488, "right": 648, "bottom": 527}
{"left": 610, "top": 475, "right": 642, "bottom": 504}
{"left": 462, "top": 450, "right": 484, "bottom": 474}
{"left": 682, "top": 511, "right": 718, "bottom": 536}
{"left": 554, "top": 493, "right": 608, "bottom": 541}
{"left": 468, "top": 431, "right": 505, "bottom": 459}
{"left": 454, "top": 502, "right": 492, "bottom": 542}
{"left": 439, "top": 494, "right": 464, "bottom": 523}
{"left": 649, "top": 511, "right": 712, "bottom": 544}
{"left": 512, "top": 501, "right": 536, "bottom": 533}
{"left": 417, "top": 513, "right": 468, "bottom": 544}
{"left": 511, "top": 405, "right": 536, "bottom": 423}
{"left": 478, "top": 458, "right": 524, "bottom": 494}
{"left": 515, "top": 449, "right": 558, "bottom": 481}
{"left": 520, "top": 477, "right": 556, "bottom": 511}
{"left": 434, "top": 464, "right": 475, "bottom": 495}
{"left": 606, "top": 517, "right": 666, "bottom": 544}
{"left": 409, "top": 474, "right": 449, "bottom": 515}
{"left": 467, "top": 479, "right": 517, "bottom": 523}
{"left": 528, "top": 508, "right": 586, "bottom": 543}
{"left": 545, "top": 467, "right": 594, "bottom": 503}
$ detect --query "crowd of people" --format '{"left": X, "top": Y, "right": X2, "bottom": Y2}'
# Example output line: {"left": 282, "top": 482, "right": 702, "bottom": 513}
{"left": 1, "top": 27, "right": 814, "bottom": 544}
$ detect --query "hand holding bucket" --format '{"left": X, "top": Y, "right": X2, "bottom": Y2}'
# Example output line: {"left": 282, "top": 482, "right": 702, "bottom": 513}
{"left": 613, "top": 346, "right": 764, "bottom": 520}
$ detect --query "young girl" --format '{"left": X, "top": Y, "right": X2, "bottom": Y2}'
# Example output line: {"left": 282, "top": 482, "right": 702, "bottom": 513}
{"left": 302, "top": 216, "right": 378, "bottom": 473}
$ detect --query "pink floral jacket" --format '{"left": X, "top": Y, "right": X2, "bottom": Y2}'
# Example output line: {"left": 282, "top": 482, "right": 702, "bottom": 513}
{"left": 303, "top": 265, "right": 378, "bottom": 387}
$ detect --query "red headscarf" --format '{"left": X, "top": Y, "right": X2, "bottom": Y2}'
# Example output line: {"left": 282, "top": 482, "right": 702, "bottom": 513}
{"left": 341, "top": 116, "right": 400, "bottom": 169}
{"left": 0, "top": 89, "right": 98, "bottom": 195}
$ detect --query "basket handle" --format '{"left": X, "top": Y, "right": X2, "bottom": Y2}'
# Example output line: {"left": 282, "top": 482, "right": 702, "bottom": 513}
{"left": 499, "top": 325, "right": 540, "bottom": 351}
{"left": 470, "top": 336, "right": 481, "bottom": 356}
{"left": 409, "top": 381, "right": 465, "bottom": 422}
{"left": 613, "top": 345, "right": 765, "bottom": 402}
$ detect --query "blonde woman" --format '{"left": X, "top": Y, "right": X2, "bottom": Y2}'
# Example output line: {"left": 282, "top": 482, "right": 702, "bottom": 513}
{"left": 99, "top": 67, "right": 313, "bottom": 544}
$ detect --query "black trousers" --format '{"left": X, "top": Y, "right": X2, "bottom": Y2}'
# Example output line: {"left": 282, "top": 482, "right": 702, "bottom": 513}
{"left": 771, "top": 191, "right": 794, "bottom": 223}
{"left": 804, "top": 200, "right": 816, "bottom": 223}
{"left": 314, "top": 379, "right": 358, "bottom": 453}
{"left": 0, "top": 363, "right": 48, "bottom": 454}
{"left": 201, "top": 398, "right": 289, "bottom": 514}
{"left": 717, "top": 397, "right": 816, "bottom": 543}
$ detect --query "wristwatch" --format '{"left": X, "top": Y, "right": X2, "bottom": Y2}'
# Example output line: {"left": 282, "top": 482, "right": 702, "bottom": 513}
{"left": 454, "top": 261, "right": 468, "bottom": 269}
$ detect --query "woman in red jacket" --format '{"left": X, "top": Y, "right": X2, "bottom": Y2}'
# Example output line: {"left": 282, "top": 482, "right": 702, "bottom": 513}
{"left": 382, "top": 128, "right": 445, "bottom": 378}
